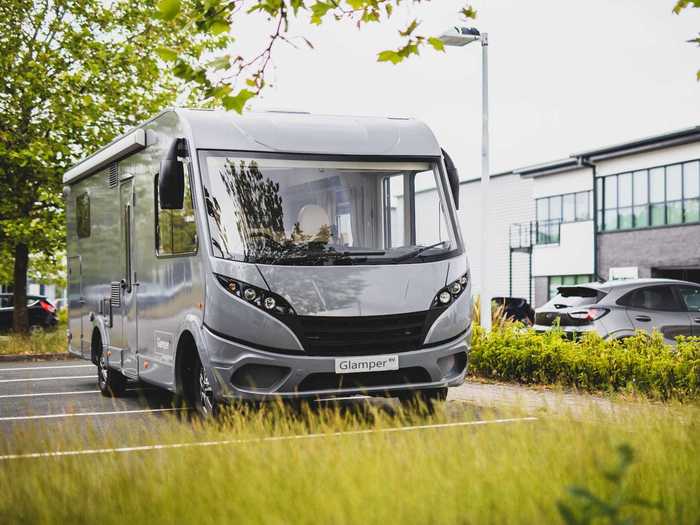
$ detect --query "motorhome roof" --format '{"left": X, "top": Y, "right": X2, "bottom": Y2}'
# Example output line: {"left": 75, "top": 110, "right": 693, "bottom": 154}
{"left": 63, "top": 108, "right": 441, "bottom": 184}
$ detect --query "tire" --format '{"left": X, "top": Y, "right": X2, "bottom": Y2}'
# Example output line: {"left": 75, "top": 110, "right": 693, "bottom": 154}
{"left": 28, "top": 325, "right": 44, "bottom": 335}
{"left": 189, "top": 354, "right": 218, "bottom": 419}
{"left": 397, "top": 387, "right": 448, "bottom": 413}
{"left": 97, "top": 346, "right": 127, "bottom": 397}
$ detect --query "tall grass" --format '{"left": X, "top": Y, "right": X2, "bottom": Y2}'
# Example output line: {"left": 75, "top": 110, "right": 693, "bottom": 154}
{"left": 0, "top": 401, "right": 697, "bottom": 524}
{"left": 0, "top": 327, "right": 65, "bottom": 356}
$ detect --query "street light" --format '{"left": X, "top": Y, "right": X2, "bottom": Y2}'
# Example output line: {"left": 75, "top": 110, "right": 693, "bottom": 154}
{"left": 439, "top": 26, "right": 492, "bottom": 331}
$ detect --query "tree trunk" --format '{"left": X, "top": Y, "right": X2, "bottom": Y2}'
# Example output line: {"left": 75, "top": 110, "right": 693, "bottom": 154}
{"left": 12, "top": 243, "right": 29, "bottom": 334}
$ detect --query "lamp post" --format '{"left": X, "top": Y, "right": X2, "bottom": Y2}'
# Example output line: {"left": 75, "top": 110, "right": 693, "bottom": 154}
{"left": 439, "top": 26, "right": 491, "bottom": 331}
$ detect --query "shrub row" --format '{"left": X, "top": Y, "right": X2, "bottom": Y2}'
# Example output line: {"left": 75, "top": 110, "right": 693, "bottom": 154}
{"left": 468, "top": 327, "right": 700, "bottom": 400}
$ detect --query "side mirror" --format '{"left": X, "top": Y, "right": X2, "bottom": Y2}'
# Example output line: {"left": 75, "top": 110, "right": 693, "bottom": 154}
{"left": 158, "top": 138, "right": 185, "bottom": 210}
{"left": 441, "top": 148, "right": 460, "bottom": 210}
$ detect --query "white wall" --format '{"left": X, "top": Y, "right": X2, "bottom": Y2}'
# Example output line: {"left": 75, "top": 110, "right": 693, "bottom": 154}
{"left": 532, "top": 221, "right": 595, "bottom": 277}
{"left": 532, "top": 166, "right": 593, "bottom": 198}
{"left": 596, "top": 142, "right": 700, "bottom": 176}
{"left": 458, "top": 174, "right": 535, "bottom": 300}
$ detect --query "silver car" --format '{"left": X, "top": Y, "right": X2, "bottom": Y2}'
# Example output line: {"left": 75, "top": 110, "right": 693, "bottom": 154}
{"left": 534, "top": 278, "right": 700, "bottom": 343}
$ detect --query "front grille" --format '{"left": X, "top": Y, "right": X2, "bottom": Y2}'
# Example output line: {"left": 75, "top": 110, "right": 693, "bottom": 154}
{"left": 297, "top": 367, "right": 431, "bottom": 392}
{"left": 535, "top": 312, "right": 589, "bottom": 327}
{"left": 294, "top": 311, "right": 434, "bottom": 356}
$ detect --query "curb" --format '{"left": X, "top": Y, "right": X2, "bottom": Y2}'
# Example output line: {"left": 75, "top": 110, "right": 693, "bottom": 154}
{"left": 0, "top": 353, "right": 78, "bottom": 363}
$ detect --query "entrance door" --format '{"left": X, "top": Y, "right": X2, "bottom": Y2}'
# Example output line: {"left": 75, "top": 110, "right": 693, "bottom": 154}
{"left": 120, "top": 179, "right": 139, "bottom": 378}
{"left": 67, "top": 256, "right": 84, "bottom": 356}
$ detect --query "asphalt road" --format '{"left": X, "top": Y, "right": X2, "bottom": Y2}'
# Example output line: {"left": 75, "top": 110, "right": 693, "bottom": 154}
{"left": 0, "top": 357, "right": 580, "bottom": 459}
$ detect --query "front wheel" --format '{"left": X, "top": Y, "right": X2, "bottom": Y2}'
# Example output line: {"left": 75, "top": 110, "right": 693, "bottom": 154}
{"left": 190, "top": 356, "right": 218, "bottom": 418}
{"left": 397, "top": 387, "right": 448, "bottom": 414}
{"left": 97, "top": 349, "right": 127, "bottom": 397}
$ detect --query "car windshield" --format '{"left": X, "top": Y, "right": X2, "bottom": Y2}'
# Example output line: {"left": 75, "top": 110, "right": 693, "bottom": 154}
{"left": 198, "top": 152, "right": 459, "bottom": 265}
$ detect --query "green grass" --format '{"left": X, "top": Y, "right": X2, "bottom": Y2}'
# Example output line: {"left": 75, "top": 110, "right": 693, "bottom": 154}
{"left": 0, "top": 400, "right": 697, "bottom": 524}
{"left": 0, "top": 326, "right": 66, "bottom": 356}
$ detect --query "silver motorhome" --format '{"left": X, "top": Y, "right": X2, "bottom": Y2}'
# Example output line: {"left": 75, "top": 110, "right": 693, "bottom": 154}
{"left": 64, "top": 109, "right": 471, "bottom": 415}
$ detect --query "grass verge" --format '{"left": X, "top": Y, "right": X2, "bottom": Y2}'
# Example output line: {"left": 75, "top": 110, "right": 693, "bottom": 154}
{"left": 0, "top": 326, "right": 66, "bottom": 356}
{"left": 0, "top": 400, "right": 697, "bottom": 524}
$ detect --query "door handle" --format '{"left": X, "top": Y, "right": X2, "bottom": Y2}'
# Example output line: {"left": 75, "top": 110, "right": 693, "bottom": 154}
{"left": 634, "top": 315, "right": 651, "bottom": 322}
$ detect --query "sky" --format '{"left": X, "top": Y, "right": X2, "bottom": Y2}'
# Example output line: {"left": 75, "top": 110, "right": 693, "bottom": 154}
{"left": 232, "top": 0, "right": 700, "bottom": 180}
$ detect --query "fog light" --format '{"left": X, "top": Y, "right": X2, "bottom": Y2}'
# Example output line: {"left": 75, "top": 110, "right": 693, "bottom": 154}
{"left": 449, "top": 282, "right": 462, "bottom": 295}
{"left": 438, "top": 291, "right": 452, "bottom": 304}
{"left": 244, "top": 288, "right": 257, "bottom": 301}
{"left": 264, "top": 297, "right": 276, "bottom": 310}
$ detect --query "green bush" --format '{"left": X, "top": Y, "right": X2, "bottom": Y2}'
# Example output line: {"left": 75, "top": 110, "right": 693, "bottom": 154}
{"left": 469, "top": 326, "right": 700, "bottom": 400}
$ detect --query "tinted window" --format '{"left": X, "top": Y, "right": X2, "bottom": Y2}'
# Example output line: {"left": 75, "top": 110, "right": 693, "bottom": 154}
{"left": 155, "top": 173, "right": 197, "bottom": 256}
{"left": 76, "top": 192, "right": 90, "bottom": 238}
{"left": 677, "top": 286, "right": 700, "bottom": 312}
{"left": 619, "top": 286, "right": 681, "bottom": 311}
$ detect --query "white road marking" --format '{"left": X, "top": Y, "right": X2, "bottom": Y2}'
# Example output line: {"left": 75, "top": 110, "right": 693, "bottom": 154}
{"left": 0, "top": 417, "right": 538, "bottom": 460}
{"left": 0, "top": 364, "right": 94, "bottom": 373}
{"left": 0, "top": 375, "right": 95, "bottom": 383}
{"left": 0, "top": 390, "right": 101, "bottom": 399}
{"left": 0, "top": 387, "right": 157, "bottom": 399}
{"left": 0, "top": 407, "right": 183, "bottom": 422}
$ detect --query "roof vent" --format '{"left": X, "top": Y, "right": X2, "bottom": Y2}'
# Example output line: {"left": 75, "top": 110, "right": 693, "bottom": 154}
{"left": 108, "top": 162, "right": 119, "bottom": 188}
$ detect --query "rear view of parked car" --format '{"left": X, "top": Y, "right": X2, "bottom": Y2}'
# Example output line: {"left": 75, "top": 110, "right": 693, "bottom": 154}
{"left": 534, "top": 278, "right": 700, "bottom": 343}
{"left": 0, "top": 294, "right": 58, "bottom": 333}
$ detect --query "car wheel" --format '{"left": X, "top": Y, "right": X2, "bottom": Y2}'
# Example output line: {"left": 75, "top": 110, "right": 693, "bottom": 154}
{"left": 190, "top": 355, "right": 218, "bottom": 419}
{"left": 97, "top": 347, "right": 127, "bottom": 397}
{"left": 29, "top": 325, "right": 44, "bottom": 335}
{"left": 397, "top": 387, "right": 448, "bottom": 414}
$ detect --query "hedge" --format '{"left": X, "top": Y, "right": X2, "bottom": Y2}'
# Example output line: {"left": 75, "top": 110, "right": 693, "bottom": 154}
{"left": 469, "top": 327, "right": 700, "bottom": 400}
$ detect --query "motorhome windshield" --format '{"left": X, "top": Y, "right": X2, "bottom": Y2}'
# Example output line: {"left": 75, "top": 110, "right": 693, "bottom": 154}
{"left": 198, "top": 152, "right": 460, "bottom": 265}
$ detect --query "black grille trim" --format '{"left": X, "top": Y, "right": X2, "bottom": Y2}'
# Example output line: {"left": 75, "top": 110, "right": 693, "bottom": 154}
{"left": 297, "top": 367, "right": 431, "bottom": 392}
{"left": 108, "top": 162, "right": 119, "bottom": 188}
{"left": 291, "top": 311, "right": 440, "bottom": 356}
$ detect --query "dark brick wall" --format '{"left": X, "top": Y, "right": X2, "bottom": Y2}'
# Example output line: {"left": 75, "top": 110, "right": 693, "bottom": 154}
{"left": 598, "top": 224, "right": 700, "bottom": 280}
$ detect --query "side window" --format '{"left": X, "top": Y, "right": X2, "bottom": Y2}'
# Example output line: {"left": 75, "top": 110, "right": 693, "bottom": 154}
{"left": 76, "top": 192, "right": 91, "bottom": 238}
{"left": 676, "top": 286, "right": 700, "bottom": 312}
{"left": 619, "top": 286, "right": 681, "bottom": 311}
{"left": 155, "top": 173, "right": 197, "bottom": 256}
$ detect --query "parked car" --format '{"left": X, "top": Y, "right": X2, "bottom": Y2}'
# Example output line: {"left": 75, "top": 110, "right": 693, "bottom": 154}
{"left": 492, "top": 297, "right": 535, "bottom": 325}
{"left": 534, "top": 278, "right": 700, "bottom": 343}
{"left": 0, "top": 294, "right": 58, "bottom": 333}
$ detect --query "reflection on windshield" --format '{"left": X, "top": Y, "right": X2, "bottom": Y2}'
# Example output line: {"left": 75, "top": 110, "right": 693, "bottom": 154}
{"left": 200, "top": 155, "right": 458, "bottom": 265}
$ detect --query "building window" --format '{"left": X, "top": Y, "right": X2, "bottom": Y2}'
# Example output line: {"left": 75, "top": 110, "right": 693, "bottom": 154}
{"left": 76, "top": 192, "right": 90, "bottom": 238}
{"left": 548, "top": 274, "right": 594, "bottom": 300}
{"left": 535, "top": 190, "right": 592, "bottom": 244}
{"left": 597, "top": 159, "right": 700, "bottom": 232}
{"left": 155, "top": 173, "right": 198, "bottom": 256}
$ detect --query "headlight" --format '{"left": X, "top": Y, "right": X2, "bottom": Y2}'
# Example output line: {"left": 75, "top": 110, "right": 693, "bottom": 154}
{"left": 432, "top": 271, "right": 469, "bottom": 308}
{"left": 215, "top": 274, "right": 296, "bottom": 317}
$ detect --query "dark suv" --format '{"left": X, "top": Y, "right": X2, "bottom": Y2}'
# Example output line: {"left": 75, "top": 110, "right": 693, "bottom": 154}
{"left": 0, "top": 294, "right": 58, "bottom": 333}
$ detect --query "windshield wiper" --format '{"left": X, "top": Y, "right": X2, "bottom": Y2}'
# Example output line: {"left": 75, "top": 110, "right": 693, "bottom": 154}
{"left": 270, "top": 249, "right": 384, "bottom": 265}
{"left": 392, "top": 241, "right": 450, "bottom": 263}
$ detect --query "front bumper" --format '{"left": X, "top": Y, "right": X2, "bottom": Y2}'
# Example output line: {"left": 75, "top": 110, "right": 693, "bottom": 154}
{"left": 203, "top": 324, "right": 471, "bottom": 401}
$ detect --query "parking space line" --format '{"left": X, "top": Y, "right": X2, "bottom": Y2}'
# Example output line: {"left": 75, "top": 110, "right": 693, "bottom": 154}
{"left": 0, "top": 407, "right": 183, "bottom": 422}
{"left": 0, "top": 364, "right": 94, "bottom": 373}
{"left": 0, "top": 375, "right": 95, "bottom": 383}
{"left": 0, "top": 387, "right": 157, "bottom": 399}
{"left": 0, "top": 390, "right": 101, "bottom": 399}
{"left": 0, "top": 417, "right": 538, "bottom": 460}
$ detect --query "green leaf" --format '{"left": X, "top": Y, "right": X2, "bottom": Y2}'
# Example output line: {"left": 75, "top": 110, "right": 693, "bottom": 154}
{"left": 222, "top": 89, "right": 256, "bottom": 113}
{"left": 377, "top": 50, "right": 403, "bottom": 64}
{"left": 209, "top": 20, "right": 230, "bottom": 36}
{"left": 157, "top": 0, "right": 181, "bottom": 21}
{"left": 428, "top": 37, "right": 445, "bottom": 52}
{"left": 155, "top": 47, "right": 178, "bottom": 62}
{"left": 461, "top": 6, "right": 477, "bottom": 19}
